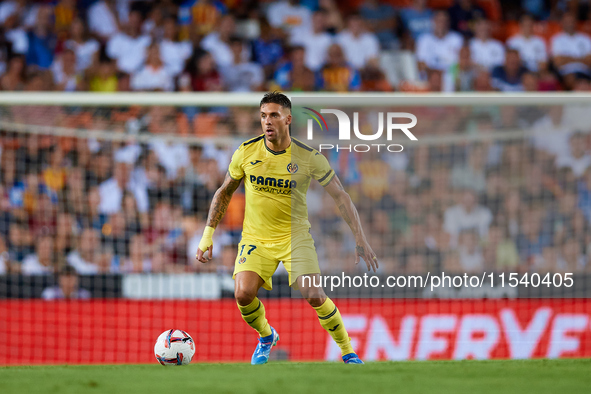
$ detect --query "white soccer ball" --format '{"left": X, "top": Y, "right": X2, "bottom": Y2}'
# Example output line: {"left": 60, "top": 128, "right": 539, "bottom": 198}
{"left": 154, "top": 329, "right": 195, "bottom": 366}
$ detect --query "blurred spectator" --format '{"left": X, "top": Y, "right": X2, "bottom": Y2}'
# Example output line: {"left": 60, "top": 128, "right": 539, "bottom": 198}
{"left": 485, "top": 225, "right": 519, "bottom": 271}
{"left": 42, "top": 146, "right": 66, "bottom": 192}
{"left": 451, "top": 143, "right": 487, "bottom": 193}
{"left": 220, "top": 38, "right": 264, "bottom": 92}
{"left": 65, "top": 18, "right": 100, "bottom": 73}
{"left": 0, "top": 0, "right": 39, "bottom": 28}
{"left": 146, "top": 163, "right": 182, "bottom": 208}
{"left": 474, "top": 70, "right": 492, "bottom": 91}
{"left": 142, "top": 3, "right": 165, "bottom": 40}
{"left": 267, "top": 0, "right": 312, "bottom": 38}
{"left": 318, "top": 0, "right": 344, "bottom": 33}
{"left": 316, "top": 43, "right": 360, "bottom": 91}
{"left": 548, "top": 189, "right": 580, "bottom": 245}
{"left": 121, "top": 233, "right": 151, "bottom": 272}
{"left": 150, "top": 137, "right": 190, "bottom": 180}
{"left": 556, "top": 238, "right": 585, "bottom": 273}
{"left": 290, "top": 10, "right": 333, "bottom": 72}
{"left": 41, "top": 264, "right": 91, "bottom": 300}
{"left": 555, "top": 132, "right": 591, "bottom": 177}
{"left": 187, "top": 50, "right": 223, "bottom": 92}
{"left": 416, "top": 10, "right": 463, "bottom": 73}
{"left": 130, "top": 43, "right": 174, "bottom": 91}
{"left": 522, "top": 0, "right": 548, "bottom": 19}
{"left": 444, "top": 190, "right": 493, "bottom": 246}
{"left": 1, "top": 55, "right": 26, "bottom": 90}
{"left": 182, "top": 145, "right": 214, "bottom": 214}
{"left": 551, "top": 12, "right": 591, "bottom": 88}
{"left": 101, "top": 212, "right": 129, "bottom": 260}
{"left": 10, "top": 171, "right": 54, "bottom": 215}
{"left": 360, "top": 58, "right": 392, "bottom": 91}
{"left": 521, "top": 166, "right": 555, "bottom": 206}
{"left": 29, "top": 192, "right": 58, "bottom": 237}
{"left": 399, "top": 0, "right": 433, "bottom": 42}
{"left": 106, "top": 10, "right": 151, "bottom": 74}
{"left": 54, "top": 212, "right": 75, "bottom": 258}
{"left": 507, "top": 14, "right": 547, "bottom": 73}
{"left": 51, "top": 49, "right": 80, "bottom": 91}
{"left": 469, "top": 18, "right": 504, "bottom": 70}
{"left": 77, "top": 186, "right": 107, "bottom": 231}
{"left": 144, "top": 203, "right": 185, "bottom": 268}
{"left": 98, "top": 162, "right": 148, "bottom": 215}
{"left": 335, "top": 14, "right": 380, "bottom": 70}
{"left": 3, "top": 14, "right": 28, "bottom": 55}
{"left": 54, "top": 0, "right": 77, "bottom": 36}
{"left": 522, "top": 71, "right": 540, "bottom": 91}
{"left": 88, "top": 0, "right": 119, "bottom": 40}
{"left": 578, "top": 167, "right": 591, "bottom": 223}
{"left": 178, "top": 0, "right": 226, "bottom": 36}
{"left": 252, "top": 18, "right": 284, "bottom": 79}
{"left": 491, "top": 49, "right": 528, "bottom": 92}
{"left": 0, "top": 236, "right": 7, "bottom": 274}
{"left": 122, "top": 191, "right": 145, "bottom": 234}
{"left": 456, "top": 229, "right": 485, "bottom": 273}
{"left": 529, "top": 106, "right": 571, "bottom": 158}
{"left": 17, "top": 134, "right": 42, "bottom": 176}
{"left": 21, "top": 235, "right": 54, "bottom": 275}
{"left": 67, "top": 227, "right": 100, "bottom": 274}
{"left": 443, "top": 45, "right": 476, "bottom": 91}
{"left": 7, "top": 222, "right": 33, "bottom": 265}
{"left": 159, "top": 16, "right": 192, "bottom": 77}
{"left": 201, "top": 14, "right": 243, "bottom": 67}
{"left": 448, "top": 0, "right": 486, "bottom": 38}
{"left": 0, "top": 186, "right": 11, "bottom": 239}
{"left": 26, "top": 5, "right": 56, "bottom": 69}
{"left": 89, "top": 60, "right": 118, "bottom": 92}
{"left": 426, "top": 68, "right": 443, "bottom": 91}
{"left": 516, "top": 207, "right": 552, "bottom": 263}
{"left": 358, "top": 0, "right": 398, "bottom": 49}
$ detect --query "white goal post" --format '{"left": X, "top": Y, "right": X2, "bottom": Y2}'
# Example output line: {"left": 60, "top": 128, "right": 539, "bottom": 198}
{"left": 0, "top": 92, "right": 589, "bottom": 146}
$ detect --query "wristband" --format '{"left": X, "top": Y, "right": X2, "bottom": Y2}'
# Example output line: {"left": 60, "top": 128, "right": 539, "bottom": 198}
{"left": 198, "top": 226, "right": 215, "bottom": 253}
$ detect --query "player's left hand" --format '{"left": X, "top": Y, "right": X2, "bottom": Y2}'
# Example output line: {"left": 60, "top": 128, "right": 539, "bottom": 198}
{"left": 196, "top": 226, "right": 215, "bottom": 263}
{"left": 355, "top": 240, "right": 378, "bottom": 272}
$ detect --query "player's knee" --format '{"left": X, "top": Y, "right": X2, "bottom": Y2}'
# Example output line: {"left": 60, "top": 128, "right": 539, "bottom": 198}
{"left": 305, "top": 296, "right": 326, "bottom": 308}
{"left": 235, "top": 289, "right": 257, "bottom": 306}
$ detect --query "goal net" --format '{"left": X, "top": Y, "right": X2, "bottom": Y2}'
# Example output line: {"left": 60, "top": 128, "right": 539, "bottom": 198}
{"left": 1, "top": 92, "right": 591, "bottom": 364}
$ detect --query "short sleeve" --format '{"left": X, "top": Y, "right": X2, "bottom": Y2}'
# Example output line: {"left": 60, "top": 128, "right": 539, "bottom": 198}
{"left": 415, "top": 35, "right": 429, "bottom": 63}
{"left": 550, "top": 35, "right": 564, "bottom": 56}
{"left": 228, "top": 146, "right": 245, "bottom": 180}
{"left": 310, "top": 151, "right": 335, "bottom": 187}
{"left": 583, "top": 36, "right": 591, "bottom": 55}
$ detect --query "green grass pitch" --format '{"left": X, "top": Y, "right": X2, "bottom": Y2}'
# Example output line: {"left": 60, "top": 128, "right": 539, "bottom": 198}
{"left": 2, "top": 359, "right": 590, "bottom": 394}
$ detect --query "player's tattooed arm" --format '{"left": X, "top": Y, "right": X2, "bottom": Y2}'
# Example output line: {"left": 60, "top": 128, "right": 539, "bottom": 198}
{"left": 324, "top": 175, "right": 379, "bottom": 272}
{"left": 206, "top": 172, "right": 242, "bottom": 228}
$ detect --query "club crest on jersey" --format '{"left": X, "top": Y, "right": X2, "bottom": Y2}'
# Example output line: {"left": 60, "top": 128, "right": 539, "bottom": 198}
{"left": 239, "top": 257, "right": 246, "bottom": 264}
{"left": 287, "top": 162, "right": 299, "bottom": 174}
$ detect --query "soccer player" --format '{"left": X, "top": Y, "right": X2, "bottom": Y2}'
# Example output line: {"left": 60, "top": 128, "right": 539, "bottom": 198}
{"left": 196, "top": 92, "right": 378, "bottom": 364}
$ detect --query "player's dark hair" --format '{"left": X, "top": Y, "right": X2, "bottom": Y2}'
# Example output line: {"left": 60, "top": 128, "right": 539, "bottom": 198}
{"left": 260, "top": 91, "right": 291, "bottom": 111}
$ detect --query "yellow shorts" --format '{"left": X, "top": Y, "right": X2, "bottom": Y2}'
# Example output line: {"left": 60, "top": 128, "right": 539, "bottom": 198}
{"left": 232, "top": 231, "right": 321, "bottom": 290}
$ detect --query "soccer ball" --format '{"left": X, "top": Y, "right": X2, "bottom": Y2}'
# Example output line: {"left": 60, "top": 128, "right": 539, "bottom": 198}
{"left": 154, "top": 329, "right": 195, "bottom": 366}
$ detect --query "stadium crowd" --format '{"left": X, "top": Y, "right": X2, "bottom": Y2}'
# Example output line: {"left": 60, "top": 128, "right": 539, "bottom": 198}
{"left": 1, "top": 0, "right": 591, "bottom": 279}
{"left": 2, "top": 0, "right": 591, "bottom": 94}
{"left": 1, "top": 102, "right": 591, "bottom": 276}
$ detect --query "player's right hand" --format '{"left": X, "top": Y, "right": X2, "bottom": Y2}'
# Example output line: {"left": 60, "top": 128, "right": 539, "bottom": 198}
{"left": 196, "top": 226, "right": 215, "bottom": 263}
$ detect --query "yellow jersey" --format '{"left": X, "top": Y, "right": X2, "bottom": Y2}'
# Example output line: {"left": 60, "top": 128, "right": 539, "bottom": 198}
{"left": 228, "top": 135, "right": 335, "bottom": 242}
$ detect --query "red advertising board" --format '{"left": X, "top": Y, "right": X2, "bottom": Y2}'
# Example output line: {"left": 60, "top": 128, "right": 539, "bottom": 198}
{"left": 1, "top": 299, "right": 591, "bottom": 365}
